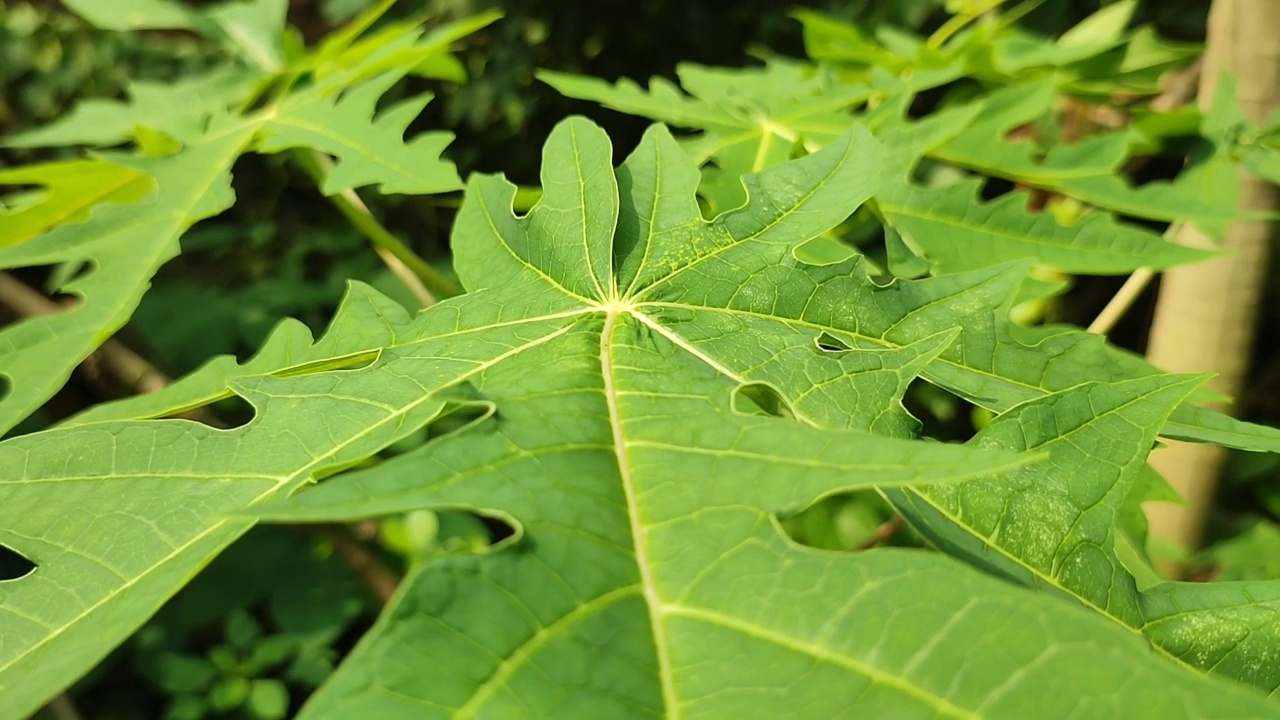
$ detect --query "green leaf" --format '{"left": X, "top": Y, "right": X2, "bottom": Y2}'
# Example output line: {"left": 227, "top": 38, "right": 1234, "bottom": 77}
{"left": 206, "top": 0, "right": 289, "bottom": 72}
{"left": 1142, "top": 580, "right": 1280, "bottom": 695}
{"left": 60, "top": 0, "right": 198, "bottom": 30}
{"left": 239, "top": 119, "right": 1270, "bottom": 718}
{"left": 545, "top": 62, "right": 1219, "bottom": 276}
{"left": 247, "top": 678, "right": 291, "bottom": 719}
{"left": 930, "top": 82, "right": 1239, "bottom": 234}
{"left": 3, "top": 69, "right": 258, "bottom": 149}
{"left": 0, "top": 136, "right": 247, "bottom": 434}
{"left": 0, "top": 159, "right": 154, "bottom": 248}
{"left": 539, "top": 62, "right": 872, "bottom": 212}
{"left": 8, "top": 117, "right": 1264, "bottom": 717}
{"left": 1057, "top": 0, "right": 1136, "bottom": 51}
{"left": 67, "top": 282, "right": 409, "bottom": 425}
{"left": 255, "top": 71, "right": 462, "bottom": 195}
{"left": 0, "top": 12, "right": 483, "bottom": 434}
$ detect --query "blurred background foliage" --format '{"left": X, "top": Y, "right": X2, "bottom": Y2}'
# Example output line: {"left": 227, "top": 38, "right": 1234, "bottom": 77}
{"left": 9, "top": 1, "right": 1279, "bottom": 717}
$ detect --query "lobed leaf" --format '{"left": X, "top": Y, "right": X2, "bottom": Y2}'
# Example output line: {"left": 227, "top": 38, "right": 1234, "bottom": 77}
{"left": 0, "top": 11, "right": 486, "bottom": 435}
{"left": 10, "top": 118, "right": 1274, "bottom": 716}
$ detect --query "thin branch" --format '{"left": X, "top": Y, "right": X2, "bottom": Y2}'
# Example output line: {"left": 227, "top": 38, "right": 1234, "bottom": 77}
{"left": 1088, "top": 220, "right": 1186, "bottom": 336}
{"left": 316, "top": 525, "right": 401, "bottom": 603}
{"left": 46, "top": 694, "right": 83, "bottom": 720}
{"left": 1088, "top": 268, "right": 1155, "bottom": 335}
{"left": 853, "top": 517, "right": 905, "bottom": 551}
{"left": 291, "top": 149, "right": 461, "bottom": 305}
{"left": 0, "top": 273, "right": 171, "bottom": 396}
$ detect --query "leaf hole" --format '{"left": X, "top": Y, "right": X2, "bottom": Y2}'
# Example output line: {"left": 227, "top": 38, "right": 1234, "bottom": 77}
{"left": 173, "top": 393, "right": 256, "bottom": 429}
{"left": 732, "top": 382, "right": 795, "bottom": 420}
{"left": 815, "top": 332, "right": 852, "bottom": 353}
{"left": 779, "top": 491, "right": 904, "bottom": 552}
{"left": 0, "top": 543, "right": 36, "bottom": 581}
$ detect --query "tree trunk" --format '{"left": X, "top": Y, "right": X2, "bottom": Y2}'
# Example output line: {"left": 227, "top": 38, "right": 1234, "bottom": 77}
{"left": 1144, "top": 0, "right": 1280, "bottom": 575}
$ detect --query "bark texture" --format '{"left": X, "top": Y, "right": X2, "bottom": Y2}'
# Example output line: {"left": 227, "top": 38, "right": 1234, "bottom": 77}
{"left": 1145, "top": 0, "right": 1280, "bottom": 574}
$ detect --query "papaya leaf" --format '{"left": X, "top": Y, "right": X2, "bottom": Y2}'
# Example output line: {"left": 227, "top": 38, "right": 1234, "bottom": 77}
{"left": 1142, "top": 580, "right": 1280, "bottom": 694}
{"left": 873, "top": 104, "right": 1214, "bottom": 276}
{"left": 239, "top": 119, "right": 1272, "bottom": 718}
{"left": 67, "top": 282, "right": 412, "bottom": 425}
{"left": 798, "top": 4, "right": 1196, "bottom": 96}
{"left": 884, "top": 373, "right": 1280, "bottom": 693}
{"left": 0, "top": 116, "right": 974, "bottom": 715}
{"left": 539, "top": 62, "right": 872, "bottom": 213}
{"left": 2, "top": 69, "right": 258, "bottom": 150}
{"left": 929, "top": 81, "right": 1238, "bottom": 235}
{"left": 544, "top": 63, "right": 1216, "bottom": 276}
{"left": 0, "top": 11, "right": 490, "bottom": 434}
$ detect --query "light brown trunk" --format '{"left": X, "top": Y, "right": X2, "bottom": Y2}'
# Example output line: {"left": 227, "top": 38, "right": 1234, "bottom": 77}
{"left": 1144, "top": 0, "right": 1280, "bottom": 575}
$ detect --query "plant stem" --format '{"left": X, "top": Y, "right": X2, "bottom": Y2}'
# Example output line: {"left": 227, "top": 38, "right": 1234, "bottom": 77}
{"left": 0, "top": 274, "right": 172, "bottom": 398}
{"left": 314, "top": 525, "right": 400, "bottom": 603}
{"left": 1088, "top": 269, "right": 1154, "bottom": 336}
{"left": 926, "top": 13, "right": 976, "bottom": 50}
{"left": 853, "top": 517, "right": 905, "bottom": 551}
{"left": 291, "top": 149, "right": 462, "bottom": 304}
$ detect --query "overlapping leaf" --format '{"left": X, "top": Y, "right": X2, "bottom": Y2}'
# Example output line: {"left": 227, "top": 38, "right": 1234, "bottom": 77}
{"left": 796, "top": 2, "right": 1198, "bottom": 96}
{"left": 872, "top": 102, "right": 1214, "bottom": 277}
{"left": 539, "top": 62, "right": 873, "bottom": 213}
{"left": 540, "top": 59, "right": 1280, "bottom": 454}
{"left": 884, "top": 372, "right": 1280, "bottom": 694}
{"left": 0, "top": 6, "right": 491, "bottom": 434}
{"left": 929, "top": 82, "right": 1238, "bottom": 236}
{"left": 543, "top": 63, "right": 1219, "bottom": 273}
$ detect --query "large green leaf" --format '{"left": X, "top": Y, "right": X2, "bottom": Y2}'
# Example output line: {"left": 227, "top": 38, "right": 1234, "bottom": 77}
{"left": 247, "top": 118, "right": 1272, "bottom": 717}
{"left": 7, "top": 118, "right": 1273, "bottom": 717}
{"left": 0, "top": 12, "right": 488, "bottom": 434}
{"left": 884, "top": 373, "right": 1280, "bottom": 693}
